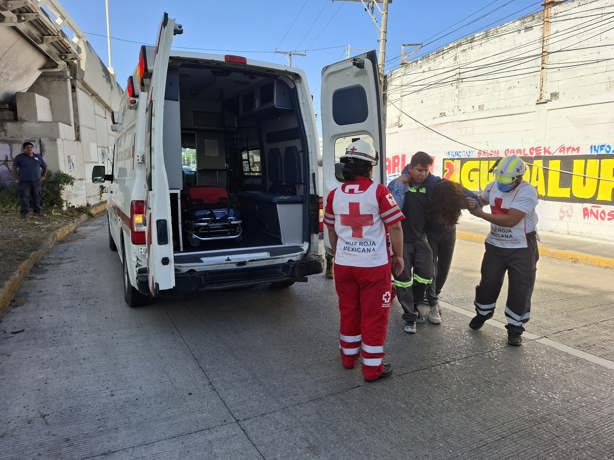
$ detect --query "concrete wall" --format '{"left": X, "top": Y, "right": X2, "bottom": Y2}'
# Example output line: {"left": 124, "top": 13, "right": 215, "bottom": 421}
{"left": 386, "top": 0, "right": 614, "bottom": 241}
{"left": 0, "top": 35, "right": 122, "bottom": 207}
{"left": 0, "top": 27, "right": 48, "bottom": 104}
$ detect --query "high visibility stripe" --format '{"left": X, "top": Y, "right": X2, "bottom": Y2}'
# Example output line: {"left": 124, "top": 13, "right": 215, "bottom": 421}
{"left": 340, "top": 346, "right": 360, "bottom": 356}
{"left": 324, "top": 213, "right": 335, "bottom": 219}
{"left": 413, "top": 274, "right": 432, "bottom": 285}
{"left": 475, "top": 301, "right": 496, "bottom": 311}
{"left": 505, "top": 307, "right": 530, "bottom": 322}
{"left": 408, "top": 186, "right": 426, "bottom": 193}
{"left": 393, "top": 279, "right": 413, "bottom": 288}
{"left": 362, "top": 343, "right": 384, "bottom": 354}
{"left": 506, "top": 317, "right": 525, "bottom": 327}
{"left": 383, "top": 211, "right": 404, "bottom": 224}
{"left": 324, "top": 218, "right": 335, "bottom": 225}
{"left": 506, "top": 157, "right": 521, "bottom": 175}
{"left": 381, "top": 206, "right": 401, "bottom": 218}
{"left": 362, "top": 357, "right": 383, "bottom": 366}
{"left": 476, "top": 307, "right": 493, "bottom": 316}
{"left": 340, "top": 334, "right": 361, "bottom": 343}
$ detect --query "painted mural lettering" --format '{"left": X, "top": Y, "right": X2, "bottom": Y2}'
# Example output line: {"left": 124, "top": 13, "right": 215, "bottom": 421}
{"left": 443, "top": 155, "right": 614, "bottom": 205}
{"left": 583, "top": 205, "right": 614, "bottom": 222}
{"left": 386, "top": 153, "right": 408, "bottom": 176}
{"left": 590, "top": 144, "right": 613, "bottom": 154}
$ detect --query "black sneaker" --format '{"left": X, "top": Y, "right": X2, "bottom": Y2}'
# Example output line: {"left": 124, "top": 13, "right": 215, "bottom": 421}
{"left": 365, "top": 363, "right": 393, "bottom": 382}
{"left": 506, "top": 325, "right": 524, "bottom": 346}
{"left": 469, "top": 314, "right": 489, "bottom": 330}
{"left": 507, "top": 333, "right": 523, "bottom": 346}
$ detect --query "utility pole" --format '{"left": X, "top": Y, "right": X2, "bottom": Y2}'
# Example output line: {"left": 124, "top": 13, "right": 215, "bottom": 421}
{"left": 334, "top": 0, "right": 392, "bottom": 85}
{"left": 104, "top": 0, "right": 114, "bottom": 75}
{"left": 537, "top": 0, "right": 564, "bottom": 103}
{"left": 274, "top": 50, "right": 307, "bottom": 67}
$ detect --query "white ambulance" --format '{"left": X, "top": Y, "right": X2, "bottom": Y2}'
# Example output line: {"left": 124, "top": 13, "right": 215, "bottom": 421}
{"left": 93, "top": 13, "right": 386, "bottom": 306}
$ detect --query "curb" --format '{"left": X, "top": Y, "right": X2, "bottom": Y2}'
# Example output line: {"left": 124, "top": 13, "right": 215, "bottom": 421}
{"left": 0, "top": 202, "right": 107, "bottom": 316}
{"left": 456, "top": 230, "right": 614, "bottom": 269}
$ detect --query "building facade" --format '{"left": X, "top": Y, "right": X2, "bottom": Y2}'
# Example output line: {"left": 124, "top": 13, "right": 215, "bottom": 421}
{"left": 386, "top": 0, "right": 614, "bottom": 241}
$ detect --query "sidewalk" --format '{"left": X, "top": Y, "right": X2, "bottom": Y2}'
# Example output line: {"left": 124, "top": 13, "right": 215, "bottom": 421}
{"left": 457, "top": 219, "right": 614, "bottom": 268}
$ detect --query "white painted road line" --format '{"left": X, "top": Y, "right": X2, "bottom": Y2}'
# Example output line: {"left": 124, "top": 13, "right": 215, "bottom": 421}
{"left": 439, "top": 301, "right": 614, "bottom": 371}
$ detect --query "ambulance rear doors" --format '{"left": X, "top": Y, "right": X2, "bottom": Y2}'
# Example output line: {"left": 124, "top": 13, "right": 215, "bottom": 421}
{"left": 320, "top": 51, "right": 386, "bottom": 249}
{"left": 144, "top": 13, "right": 183, "bottom": 295}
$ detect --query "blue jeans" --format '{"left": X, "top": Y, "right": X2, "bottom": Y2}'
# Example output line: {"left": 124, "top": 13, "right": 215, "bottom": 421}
{"left": 18, "top": 181, "right": 41, "bottom": 215}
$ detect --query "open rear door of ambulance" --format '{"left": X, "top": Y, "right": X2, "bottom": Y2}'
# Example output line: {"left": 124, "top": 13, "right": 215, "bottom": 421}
{"left": 320, "top": 51, "right": 386, "bottom": 250}
{"left": 145, "top": 13, "right": 182, "bottom": 295}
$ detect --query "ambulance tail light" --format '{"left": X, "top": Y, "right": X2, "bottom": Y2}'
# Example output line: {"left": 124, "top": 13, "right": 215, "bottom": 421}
{"left": 137, "top": 46, "right": 152, "bottom": 91}
{"left": 225, "top": 55, "right": 247, "bottom": 65}
{"left": 318, "top": 197, "right": 324, "bottom": 233}
{"left": 130, "top": 200, "right": 146, "bottom": 244}
{"left": 126, "top": 76, "right": 136, "bottom": 98}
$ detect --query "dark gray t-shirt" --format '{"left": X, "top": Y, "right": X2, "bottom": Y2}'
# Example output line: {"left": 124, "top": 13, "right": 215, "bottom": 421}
{"left": 14, "top": 153, "right": 47, "bottom": 182}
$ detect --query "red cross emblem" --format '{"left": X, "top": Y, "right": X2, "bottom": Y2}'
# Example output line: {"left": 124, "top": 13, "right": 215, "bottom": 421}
{"left": 492, "top": 198, "right": 509, "bottom": 215}
{"left": 340, "top": 202, "right": 374, "bottom": 238}
{"left": 350, "top": 146, "right": 358, "bottom": 152}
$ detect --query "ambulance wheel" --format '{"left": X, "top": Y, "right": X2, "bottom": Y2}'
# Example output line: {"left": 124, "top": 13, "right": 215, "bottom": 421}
{"left": 123, "top": 249, "right": 149, "bottom": 308}
{"left": 108, "top": 222, "right": 117, "bottom": 252}
{"left": 270, "top": 280, "right": 295, "bottom": 289}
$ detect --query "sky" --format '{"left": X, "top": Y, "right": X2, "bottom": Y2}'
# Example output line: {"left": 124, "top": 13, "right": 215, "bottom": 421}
{"left": 59, "top": 0, "right": 545, "bottom": 118}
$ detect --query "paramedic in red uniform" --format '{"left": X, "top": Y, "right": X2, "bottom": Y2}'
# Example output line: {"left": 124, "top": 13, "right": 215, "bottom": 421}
{"left": 324, "top": 140, "right": 405, "bottom": 382}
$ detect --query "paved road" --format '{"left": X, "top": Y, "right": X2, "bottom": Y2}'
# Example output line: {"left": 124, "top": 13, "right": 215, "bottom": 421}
{"left": 1, "top": 216, "right": 613, "bottom": 459}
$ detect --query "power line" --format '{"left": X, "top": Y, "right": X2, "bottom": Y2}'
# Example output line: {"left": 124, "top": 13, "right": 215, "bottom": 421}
{"left": 84, "top": 31, "right": 345, "bottom": 55}
{"left": 296, "top": 0, "right": 332, "bottom": 50}
{"left": 278, "top": 0, "right": 310, "bottom": 46}
{"left": 386, "top": 0, "right": 544, "bottom": 64}
{"left": 386, "top": 12, "right": 614, "bottom": 99}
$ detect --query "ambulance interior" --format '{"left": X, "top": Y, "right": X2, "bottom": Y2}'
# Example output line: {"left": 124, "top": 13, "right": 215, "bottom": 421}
{"left": 162, "top": 57, "right": 309, "bottom": 253}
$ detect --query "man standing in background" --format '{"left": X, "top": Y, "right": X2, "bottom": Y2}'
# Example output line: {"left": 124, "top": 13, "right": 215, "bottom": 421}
{"left": 13, "top": 141, "right": 47, "bottom": 217}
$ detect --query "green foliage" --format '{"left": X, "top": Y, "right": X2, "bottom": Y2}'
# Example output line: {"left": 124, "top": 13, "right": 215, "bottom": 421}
{"left": 0, "top": 170, "right": 79, "bottom": 212}
{"left": 41, "top": 171, "right": 75, "bottom": 210}
{"left": 0, "top": 188, "right": 18, "bottom": 211}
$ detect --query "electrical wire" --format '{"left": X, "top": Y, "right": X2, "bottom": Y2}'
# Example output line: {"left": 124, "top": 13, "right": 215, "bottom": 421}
{"left": 386, "top": 0, "right": 544, "bottom": 64}
{"left": 385, "top": 12, "right": 614, "bottom": 101}
{"left": 278, "top": 0, "right": 310, "bottom": 46}
{"left": 84, "top": 31, "right": 345, "bottom": 55}
{"left": 392, "top": 10, "right": 614, "bottom": 89}
{"left": 388, "top": 101, "right": 614, "bottom": 183}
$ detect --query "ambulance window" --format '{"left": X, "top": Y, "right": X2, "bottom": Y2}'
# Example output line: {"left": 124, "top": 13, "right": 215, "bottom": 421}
{"left": 241, "top": 149, "right": 261, "bottom": 176}
{"left": 332, "top": 85, "right": 368, "bottom": 125}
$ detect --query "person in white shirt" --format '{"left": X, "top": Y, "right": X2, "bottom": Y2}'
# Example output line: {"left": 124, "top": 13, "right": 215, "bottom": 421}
{"left": 466, "top": 155, "right": 539, "bottom": 346}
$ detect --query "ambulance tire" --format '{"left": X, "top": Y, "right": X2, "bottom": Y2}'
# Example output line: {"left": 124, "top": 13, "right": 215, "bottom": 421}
{"left": 270, "top": 280, "right": 295, "bottom": 289}
{"left": 108, "top": 221, "right": 117, "bottom": 252}
{"left": 123, "top": 247, "right": 149, "bottom": 308}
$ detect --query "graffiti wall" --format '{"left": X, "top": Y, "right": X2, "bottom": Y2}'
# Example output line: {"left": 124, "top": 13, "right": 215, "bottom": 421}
{"left": 384, "top": 143, "right": 614, "bottom": 241}
{"left": 442, "top": 155, "right": 614, "bottom": 205}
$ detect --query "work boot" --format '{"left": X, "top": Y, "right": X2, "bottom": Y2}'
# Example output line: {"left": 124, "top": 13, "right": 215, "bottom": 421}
{"left": 506, "top": 324, "right": 524, "bottom": 346}
{"left": 365, "top": 363, "right": 393, "bottom": 382}
{"left": 403, "top": 321, "right": 417, "bottom": 334}
{"left": 428, "top": 304, "right": 442, "bottom": 325}
{"left": 469, "top": 314, "right": 490, "bottom": 330}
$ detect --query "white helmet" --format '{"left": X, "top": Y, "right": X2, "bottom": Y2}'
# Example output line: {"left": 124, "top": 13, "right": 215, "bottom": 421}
{"left": 494, "top": 155, "right": 526, "bottom": 184}
{"left": 341, "top": 139, "right": 378, "bottom": 165}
